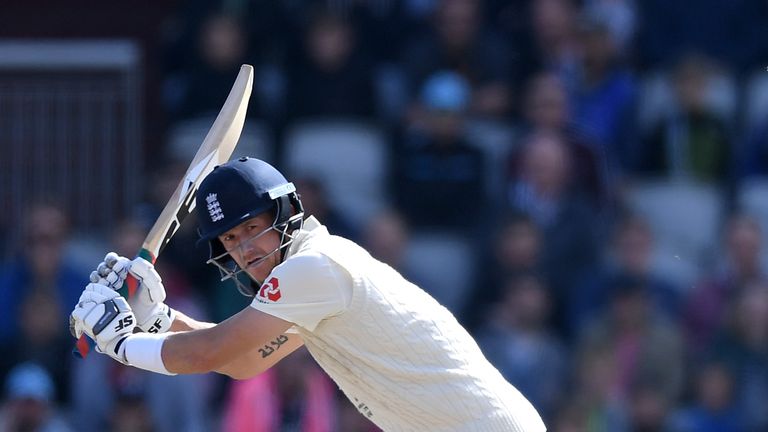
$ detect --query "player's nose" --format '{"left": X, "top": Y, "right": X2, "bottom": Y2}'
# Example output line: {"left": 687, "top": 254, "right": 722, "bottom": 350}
{"left": 238, "top": 237, "right": 260, "bottom": 259}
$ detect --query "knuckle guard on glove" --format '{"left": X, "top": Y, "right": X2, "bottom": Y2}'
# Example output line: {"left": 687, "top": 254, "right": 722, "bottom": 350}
{"left": 92, "top": 299, "right": 125, "bottom": 335}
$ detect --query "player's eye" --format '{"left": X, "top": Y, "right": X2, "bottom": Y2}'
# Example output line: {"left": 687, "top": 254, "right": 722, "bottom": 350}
{"left": 222, "top": 234, "right": 235, "bottom": 242}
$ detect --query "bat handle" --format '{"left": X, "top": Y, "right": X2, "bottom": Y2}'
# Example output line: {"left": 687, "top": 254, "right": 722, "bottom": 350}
{"left": 72, "top": 272, "right": 140, "bottom": 358}
{"left": 73, "top": 333, "right": 95, "bottom": 359}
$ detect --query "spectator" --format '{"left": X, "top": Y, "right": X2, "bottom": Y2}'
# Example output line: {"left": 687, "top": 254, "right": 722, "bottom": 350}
{"left": 548, "top": 397, "right": 591, "bottom": 432}
{"left": 570, "top": 9, "right": 638, "bottom": 174}
{"left": 518, "top": 71, "right": 607, "bottom": 207}
{"left": 515, "top": 0, "right": 580, "bottom": 91}
{"left": 582, "top": 0, "right": 637, "bottom": 51}
{"left": 463, "top": 212, "right": 543, "bottom": 329}
{"left": 107, "top": 390, "right": 154, "bottom": 432}
{"left": 284, "top": 7, "right": 376, "bottom": 121}
{"left": 402, "top": 0, "right": 513, "bottom": 118}
{"left": 394, "top": 71, "right": 487, "bottom": 230}
{"left": 0, "top": 363, "right": 72, "bottom": 432}
{"left": 570, "top": 214, "right": 681, "bottom": 336}
{"left": 506, "top": 131, "right": 599, "bottom": 318}
{"left": 522, "top": 71, "right": 571, "bottom": 135}
{"left": 343, "top": 0, "right": 422, "bottom": 64}
{"left": 564, "top": 348, "right": 628, "bottom": 431}
{"left": 670, "top": 361, "right": 745, "bottom": 432}
{"left": 0, "top": 203, "right": 85, "bottom": 402}
{"left": 0, "top": 292, "right": 72, "bottom": 405}
{"left": 685, "top": 213, "right": 765, "bottom": 353}
{"left": 165, "top": 13, "right": 252, "bottom": 121}
{"left": 710, "top": 282, "right": 768, "bottom": 431}
{"left": 0, "top": 203, "right": 84, "bottom": 343}
{"left": 635, "top": 54, "right": 733, "bottom": 182}
{"left": 475, "top": 273, "right": 569, "bottom": 421}
{"left": 625, "top": 382, "right": 674, "bottom": 432}
{"left": 577, "top": 275, "right": 685, "bottom": 404}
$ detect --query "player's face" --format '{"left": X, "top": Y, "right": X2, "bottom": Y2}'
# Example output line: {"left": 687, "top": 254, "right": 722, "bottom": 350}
{"left": 218, "top": 212, "right": 281, "bottom": 284}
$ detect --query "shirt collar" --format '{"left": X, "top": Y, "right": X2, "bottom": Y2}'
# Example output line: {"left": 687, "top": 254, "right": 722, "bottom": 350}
{"left": 285, "top": 216, "right": 326, "bottom": 258}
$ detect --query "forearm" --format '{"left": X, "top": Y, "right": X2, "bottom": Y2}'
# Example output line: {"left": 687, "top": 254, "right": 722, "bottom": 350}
{"left": 215, "top": 333, "right": 304, "bottom": 379}
{"left": 158, "top": 307, "right": 294, "bottom": 375}
{"left": 160, "top": 327, "right": 239, "bottom": 374}
{"left": 167, "top": 309, "right": 302, "bottom": 377}
{"left": 169, "top": 309, "right": 215, "bottom": 332}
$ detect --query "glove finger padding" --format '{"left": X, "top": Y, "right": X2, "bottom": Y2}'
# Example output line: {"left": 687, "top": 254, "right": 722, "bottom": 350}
{"left": 129, "top": 258, "right": 174, "bottom": 333}
{"left": 76, "top": 282, "right": 118, "bottom": 307}
{"left": 128, "top": 258, "right": 166, "bottom": 304}
{"left": 78, "top": 290, "right": 116, "bottom": 306}
{"left": 92, "top": 252, "right": 131, "bottom": 291}
{"left": 69, "top": 314, "right": 82, "bottom": 338}
{"left": 86, "top": 282, "right": 121, "bottom": 297}
{"left": 107, "top": 256, "right": 131, "bottom": 285}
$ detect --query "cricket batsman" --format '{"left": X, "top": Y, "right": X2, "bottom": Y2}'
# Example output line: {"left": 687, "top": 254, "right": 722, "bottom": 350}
{"left": 70, "top": 157, "right": 546, "bottom": 431}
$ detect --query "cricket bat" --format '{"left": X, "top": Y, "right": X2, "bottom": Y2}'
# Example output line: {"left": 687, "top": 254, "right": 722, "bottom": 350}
{"left": 74, "top": 64, "right": 254, "bottom": 358}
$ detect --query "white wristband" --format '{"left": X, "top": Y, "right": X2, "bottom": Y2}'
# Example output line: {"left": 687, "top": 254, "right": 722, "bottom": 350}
{"left": 123, "top": 333, "right": 176, "bottom": 376}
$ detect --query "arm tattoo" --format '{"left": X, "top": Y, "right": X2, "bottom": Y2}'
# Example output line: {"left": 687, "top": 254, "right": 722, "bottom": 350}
{"left": 258, "top": 334, "right": 290, "bottom": 358}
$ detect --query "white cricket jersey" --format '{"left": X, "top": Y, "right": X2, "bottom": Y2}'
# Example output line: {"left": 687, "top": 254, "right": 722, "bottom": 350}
{"left": 249, "top": 217, "right": 546, "bottom": 432}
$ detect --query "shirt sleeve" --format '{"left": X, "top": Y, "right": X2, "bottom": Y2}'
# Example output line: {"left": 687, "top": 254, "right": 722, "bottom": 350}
{"left": 248, "top": 252, "right": 351, "bottom": 331}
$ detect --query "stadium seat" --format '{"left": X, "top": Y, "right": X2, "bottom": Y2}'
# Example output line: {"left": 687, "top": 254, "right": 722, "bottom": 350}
{"left": 374, "top": 63, "right": 408, "bottom": 122}
{"left": 636, "top": 68, "right": 738, "bottom": 135}
{"left": 464, "top": 119, "right": 517, "bottom": 198}
{"left": 624, "top": 180, "right": 724, "bottom": 287}
{"left": 636, "top": 71, "right": 676, "bottom": 135}
{"left": 167, "top": 116, "right": 274, "bottom": 163}
{"left": 738, "top": 177, "right": 768, "bottom": 247}
{"left": 743, "top": 72, "right": 768, "bottom": 132}
{"left": 284, "top": 119, "right": 389, "bottom": 230}
{"left": 404, "top": 231, "right": 474, "bottom": 314}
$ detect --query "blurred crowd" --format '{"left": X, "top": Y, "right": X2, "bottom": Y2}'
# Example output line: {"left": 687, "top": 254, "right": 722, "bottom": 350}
{"left": 2, "top": 0, "right": 768, "bottom": 431}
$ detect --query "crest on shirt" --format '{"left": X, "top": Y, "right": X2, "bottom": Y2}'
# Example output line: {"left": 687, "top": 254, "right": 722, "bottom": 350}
{"left": 256, "top": 277, "right": 281, "bottom": 303}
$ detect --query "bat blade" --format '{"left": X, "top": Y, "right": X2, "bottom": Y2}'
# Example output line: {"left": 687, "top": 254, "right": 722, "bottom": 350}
{"left": 145, "top": 64, "right": 254, "bottom": 259}
{"left": 74, "top": 64, "right": 254, "bottom": 359}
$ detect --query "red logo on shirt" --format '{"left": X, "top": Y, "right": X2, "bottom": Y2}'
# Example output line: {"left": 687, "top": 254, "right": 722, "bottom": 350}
{"left": 258, "top": 277, "right": 281, "bottom": 302}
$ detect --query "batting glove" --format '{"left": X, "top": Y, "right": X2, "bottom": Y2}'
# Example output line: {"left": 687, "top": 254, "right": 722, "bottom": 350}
{"left": 91, "top": 252, "right": 175, "bottom": 334}
{"left": 70, "top": 283, "right": 136, "bottom": 364}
